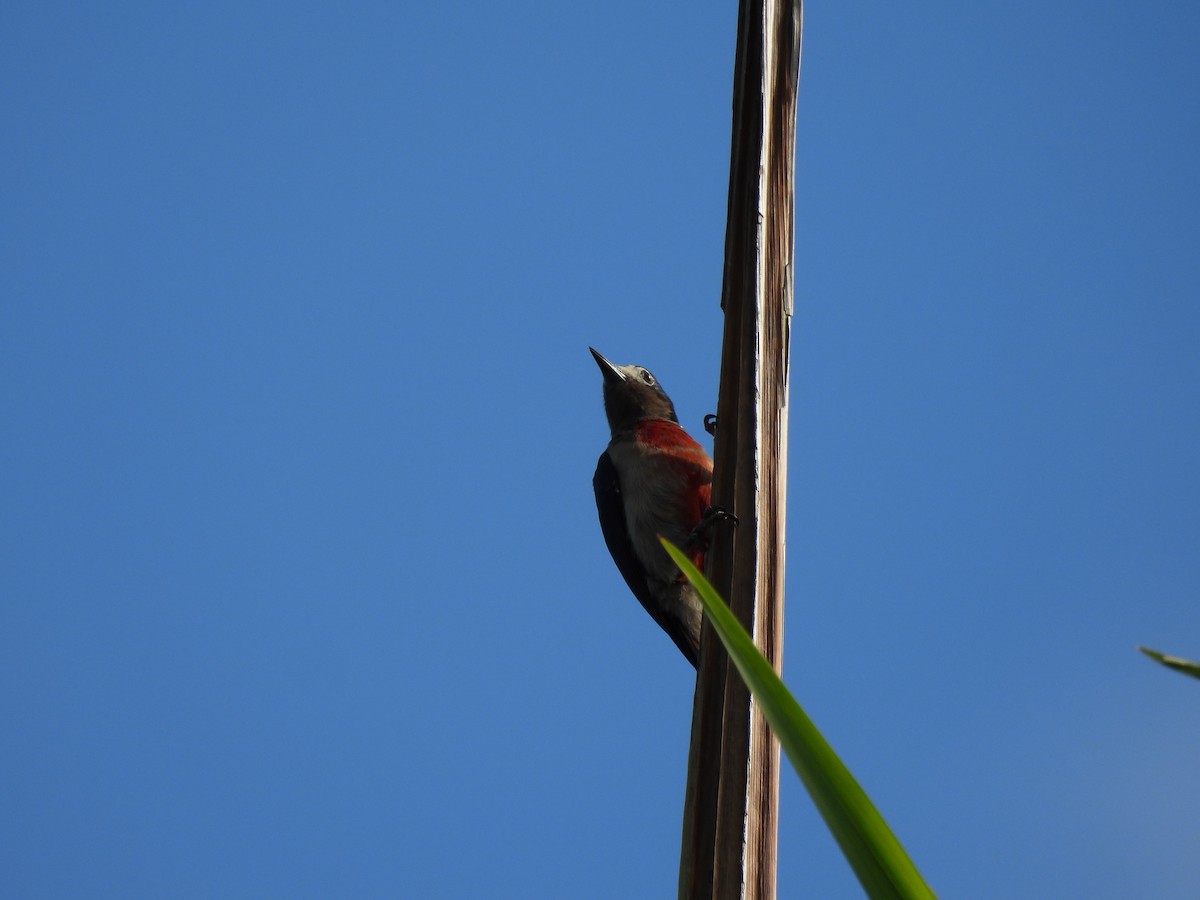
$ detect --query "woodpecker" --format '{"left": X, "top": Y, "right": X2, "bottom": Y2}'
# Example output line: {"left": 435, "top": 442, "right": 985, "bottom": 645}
{"left": 590, "top": 347, "right": 717, "bottom": 667}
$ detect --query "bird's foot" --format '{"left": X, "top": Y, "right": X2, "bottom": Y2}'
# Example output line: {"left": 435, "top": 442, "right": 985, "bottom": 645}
{"left": 686, "top": 505, "right": 739, "bottom": 554}
{"left": 703, "top": 414, "right": 718, "bottom": 436}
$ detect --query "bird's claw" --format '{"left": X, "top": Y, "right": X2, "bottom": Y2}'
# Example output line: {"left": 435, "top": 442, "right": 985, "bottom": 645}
{"left": 686, "top": 505, "right": 738, "bottom": 554}
{"left": 703, "top": 414, "right": 718, "bottom": 436}
{"left": 701, "top": 505, "right": 738, "bottom": 528}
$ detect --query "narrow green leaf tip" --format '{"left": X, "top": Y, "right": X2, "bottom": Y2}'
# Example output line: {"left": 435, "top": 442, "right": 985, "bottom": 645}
{"left": 660, "top": 537, "right": 936, "bottom": 900}
{"left": 1139, "top": 646, "right": 1200, "bottom": 680}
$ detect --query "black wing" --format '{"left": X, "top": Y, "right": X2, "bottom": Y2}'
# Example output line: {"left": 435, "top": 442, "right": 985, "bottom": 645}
{"left": 593, "top": 450, "right": 698, "bottom": 666}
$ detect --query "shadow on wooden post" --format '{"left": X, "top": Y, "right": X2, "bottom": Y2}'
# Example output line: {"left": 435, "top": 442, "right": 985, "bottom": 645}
{"left": 678, "top": 0, "right": 801, "bottom": 898}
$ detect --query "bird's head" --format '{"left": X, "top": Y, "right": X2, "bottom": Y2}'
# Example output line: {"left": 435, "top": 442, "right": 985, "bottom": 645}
{"left": 590, "top": 347, "right": 679, "bottom": 435}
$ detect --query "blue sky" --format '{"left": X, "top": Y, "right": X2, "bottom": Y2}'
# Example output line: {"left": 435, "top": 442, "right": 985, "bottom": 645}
{"left": 3, "top": 1, "right": 1198, "bottom": 896}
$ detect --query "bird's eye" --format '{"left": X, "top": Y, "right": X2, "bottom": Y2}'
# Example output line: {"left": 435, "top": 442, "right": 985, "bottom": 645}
{"left": 639, "top": 369, "right": 656, "bottom": 385}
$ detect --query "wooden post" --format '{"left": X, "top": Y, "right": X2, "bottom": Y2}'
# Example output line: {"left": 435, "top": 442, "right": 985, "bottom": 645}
{"left": 679, "top": 0, "right": 801, "bottom": 897}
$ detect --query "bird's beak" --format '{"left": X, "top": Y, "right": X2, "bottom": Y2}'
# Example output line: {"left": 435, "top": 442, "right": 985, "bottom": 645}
{"left": 589, "top": 347, "right": 626, "bottom": 383}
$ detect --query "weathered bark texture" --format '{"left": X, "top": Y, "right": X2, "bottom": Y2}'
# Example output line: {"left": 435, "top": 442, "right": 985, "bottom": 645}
{"left": 679, "top": 0, "right": 801, "bottom": 897}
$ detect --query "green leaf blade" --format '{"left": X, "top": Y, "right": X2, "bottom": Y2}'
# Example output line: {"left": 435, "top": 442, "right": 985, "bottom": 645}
{"left": 661, "top": 538, "right": 936, "bottom": 900}
{"left": 1139, "top": 646, "right": 1200, "bottom": 680}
